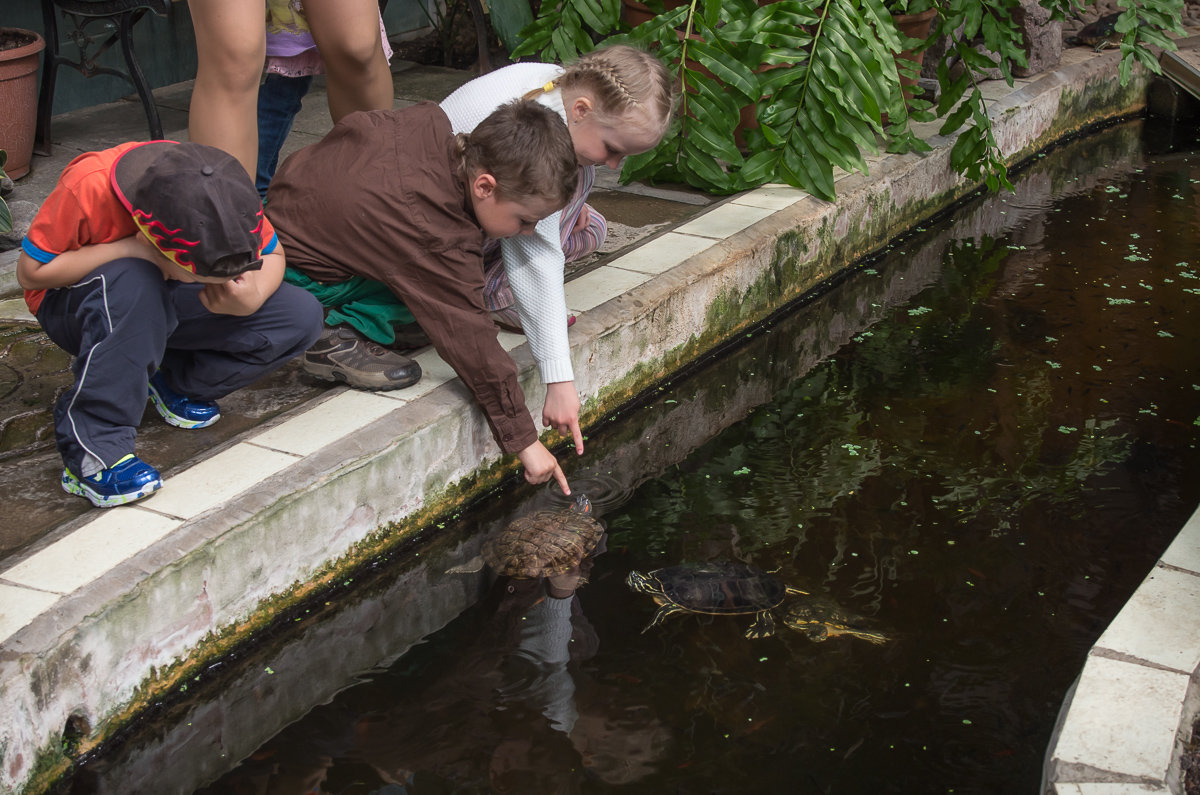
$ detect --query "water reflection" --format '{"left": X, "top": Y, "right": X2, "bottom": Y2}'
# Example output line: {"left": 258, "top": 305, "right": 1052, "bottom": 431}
{"left": 194, "top": 538, "right": 674, "bottom": 794}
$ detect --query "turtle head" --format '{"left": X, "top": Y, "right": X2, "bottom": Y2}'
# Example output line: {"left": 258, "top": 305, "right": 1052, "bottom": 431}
{"left": 571, "top": 493, "right": 593, "bottom": 514}
{"left": 625, "top": 570, "right": 655, "bottom": 593}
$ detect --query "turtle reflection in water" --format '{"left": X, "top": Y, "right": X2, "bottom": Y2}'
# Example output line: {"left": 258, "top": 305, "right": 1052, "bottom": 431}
{"left": 448, "top": 494, "right": 605, "bottom": 579}
{"left": 626, "top": 561, "right": 889, "bottom": 643}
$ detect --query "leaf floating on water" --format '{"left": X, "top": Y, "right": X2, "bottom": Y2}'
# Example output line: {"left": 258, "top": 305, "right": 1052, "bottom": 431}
{"left": 1046, "top": 361, "right": 1062, "bottom": 369}
{"left": 1107, "top": 298, "right": 1135, "bottom": 305}
{"left": 732, "top": 467, "right": 751, "bottom": 475}
{"left": 1157, "top": 331, "right": 1174, "bottom": 338}
{"left": 1057, "top": 426, "right": 1077, "bottom": 434}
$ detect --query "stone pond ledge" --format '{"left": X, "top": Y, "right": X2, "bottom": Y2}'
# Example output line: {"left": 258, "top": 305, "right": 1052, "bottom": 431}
{"left": 1, "top": 41, "right": 1197, "bottom": 795}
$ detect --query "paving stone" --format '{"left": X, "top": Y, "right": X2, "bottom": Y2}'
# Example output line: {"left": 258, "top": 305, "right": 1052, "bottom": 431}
{"left": 1161, "top": 506, "right": 1200, "bottom": 574}
{"left": 138, "top": 443, "right": 299, "bottom": 519}
{"left": 604, "top": 232, "right": 714, "bottom": 277}
{"left": 1051, "top": 655, "right": 1189, "bottom": 782}
{"left": 1, "top": 508, "right": 179, "bottom": 595}
{"left": 1055, "top": 783, "right": 1170, "bottom": 794}
{"left": 251, "top": 390, "right": 405, "bottom": 457}
{"left": 732, "top": 183, "right": 810, "bottom": 211}
{"left": 1093, "top": 565, "right": 1200, "bottom": 672}
{"left": 563, "top": 264, "right": 653, "bottom": 312}
{"left": 673, "top": 201, "right": 776, "bottom": 239}
{"left": 0, "top": 582, "right": 60, "bottom": 640}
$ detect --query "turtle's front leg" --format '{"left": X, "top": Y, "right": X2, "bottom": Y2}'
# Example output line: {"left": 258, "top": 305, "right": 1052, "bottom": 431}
{"left": 745, "top": 610, "right": 777, "bottom": 639}
{"left": 642, "top": 603, "right": 687, "bottom": 633}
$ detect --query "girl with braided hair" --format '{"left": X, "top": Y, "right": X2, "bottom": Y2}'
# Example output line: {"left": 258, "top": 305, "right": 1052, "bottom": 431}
{"left": 439, "top": 44, "right": 677, "bottom": 460}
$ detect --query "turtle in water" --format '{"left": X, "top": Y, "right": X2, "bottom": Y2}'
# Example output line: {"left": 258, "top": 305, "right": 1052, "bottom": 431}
{"left": 626, "top": 561, "right": 807, "bottom": 639}
{"left": 781, "top": 595, "right": 890, "bottom": 645}
{"left": 447, "top": 494, "right": 604, "bottom": 578}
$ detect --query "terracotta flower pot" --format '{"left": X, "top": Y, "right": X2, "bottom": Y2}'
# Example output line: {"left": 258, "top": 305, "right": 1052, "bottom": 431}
{"left": 0, "top": 28, "right": 46, "bottom": 180}
{"left": 892, "top": 8, "right": 937, "bottom": 97}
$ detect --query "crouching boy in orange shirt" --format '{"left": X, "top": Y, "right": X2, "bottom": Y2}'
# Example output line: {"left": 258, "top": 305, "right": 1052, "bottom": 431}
{"left": 18, "top": 141, "right": 324, "bottom": 507}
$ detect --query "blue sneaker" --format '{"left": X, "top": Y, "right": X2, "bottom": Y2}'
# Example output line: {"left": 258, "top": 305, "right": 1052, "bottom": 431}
{"left": 148, "top": 370, "right": 221, "bottom": 429}
{"left": 62, "top": 454, "right": 163, "bottom": 508}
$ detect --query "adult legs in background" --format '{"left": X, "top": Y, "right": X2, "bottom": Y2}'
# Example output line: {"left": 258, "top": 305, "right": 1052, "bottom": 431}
{"left": 302, "top": 0, "right": 394, "bottom": 122}
{"left": 187, "top": 0, "right": 267, "bottom": 177}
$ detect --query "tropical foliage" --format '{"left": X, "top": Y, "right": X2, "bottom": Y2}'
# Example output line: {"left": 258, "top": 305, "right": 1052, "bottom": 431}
{"left": 512, "top": 0, "right": 1186, "bottom": 199}
{"left": 0, "top": 150, "right": 11, "bottom": 236}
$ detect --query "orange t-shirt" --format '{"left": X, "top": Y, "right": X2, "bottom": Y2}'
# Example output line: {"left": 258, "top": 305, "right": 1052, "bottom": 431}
{"left": 21, "top": 142, "right": 277, "bottom": 315}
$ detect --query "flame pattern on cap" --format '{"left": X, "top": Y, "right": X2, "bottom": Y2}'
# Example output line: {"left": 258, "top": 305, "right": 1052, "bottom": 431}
{"left": 130, "top": 207, "right": 265, "bottom": 275}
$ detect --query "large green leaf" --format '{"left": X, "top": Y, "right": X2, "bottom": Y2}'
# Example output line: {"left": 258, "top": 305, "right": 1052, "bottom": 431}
{"left": 488, "top": 0, "right": 535, "bottom": 52}
{"left": 514, "top": 0, "right": 1179, "bottom": 201}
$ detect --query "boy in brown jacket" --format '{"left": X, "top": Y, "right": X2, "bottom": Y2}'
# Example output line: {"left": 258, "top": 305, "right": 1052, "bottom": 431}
{"left": 266, "top": 99, "right": 579, "bottom": 493}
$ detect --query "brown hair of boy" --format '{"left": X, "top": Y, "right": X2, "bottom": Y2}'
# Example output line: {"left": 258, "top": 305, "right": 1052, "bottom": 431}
{"left": 458, "top": 99, "right": 579, "bottom": 207}
{"left": 556, "top": 45, "right": 678, "bottom": 140}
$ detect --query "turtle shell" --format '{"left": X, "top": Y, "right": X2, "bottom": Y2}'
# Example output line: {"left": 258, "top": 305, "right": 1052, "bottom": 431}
{"left": 645, "top": 561, "right": 787, "bottom": 615}
{"left": 483, "top": 500, "right": 604, "bottom": 578}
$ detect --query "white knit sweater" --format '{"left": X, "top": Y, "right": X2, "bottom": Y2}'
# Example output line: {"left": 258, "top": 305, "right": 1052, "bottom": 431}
{"left": 440, "top": 62, "right": 575, "bottom": 385}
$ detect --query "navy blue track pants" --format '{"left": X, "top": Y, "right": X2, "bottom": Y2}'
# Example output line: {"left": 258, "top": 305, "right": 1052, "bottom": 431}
{"left": 36, "top": 257, "right": 323, "bottom": 475}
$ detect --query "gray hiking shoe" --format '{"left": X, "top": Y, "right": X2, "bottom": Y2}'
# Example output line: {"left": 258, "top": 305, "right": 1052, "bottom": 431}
{"left": 303, "top": 326, "right": 422, "bottom": 390}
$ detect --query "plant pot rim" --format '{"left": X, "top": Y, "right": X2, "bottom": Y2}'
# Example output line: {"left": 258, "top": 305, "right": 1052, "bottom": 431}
{"left": 0, "top": 27, "right": 46, "bottom": 63}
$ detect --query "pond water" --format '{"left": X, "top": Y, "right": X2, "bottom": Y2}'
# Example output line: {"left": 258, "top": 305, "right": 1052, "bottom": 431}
{"left": 64, "top": 119, "right": 1200, "bottom": 794}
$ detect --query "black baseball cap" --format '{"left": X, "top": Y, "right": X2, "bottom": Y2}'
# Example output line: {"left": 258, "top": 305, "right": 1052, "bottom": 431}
{"left": 110, "top": 141, "right": 266, "bottom": 277}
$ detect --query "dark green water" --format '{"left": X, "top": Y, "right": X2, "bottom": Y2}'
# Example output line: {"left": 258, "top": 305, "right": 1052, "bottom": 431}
{"left": 66, "top": 119, "right": 1200, "bottom": 794}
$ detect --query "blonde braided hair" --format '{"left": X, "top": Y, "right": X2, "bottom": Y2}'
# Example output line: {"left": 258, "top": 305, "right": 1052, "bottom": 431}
{"left": 541, "top": 45, "right": 677, "bottom": 140}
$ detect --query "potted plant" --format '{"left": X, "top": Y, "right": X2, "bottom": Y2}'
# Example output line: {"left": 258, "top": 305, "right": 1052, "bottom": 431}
{"left": 512, "top": 0, "right": 1185, "bottom": 200}
{"left": 0, "top": 26, "right": 46, "bottom": 181}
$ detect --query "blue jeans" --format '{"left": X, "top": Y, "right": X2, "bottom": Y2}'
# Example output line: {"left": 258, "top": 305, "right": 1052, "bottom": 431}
{"left": 257, "top": 73, "right": 313, "bottom": 201}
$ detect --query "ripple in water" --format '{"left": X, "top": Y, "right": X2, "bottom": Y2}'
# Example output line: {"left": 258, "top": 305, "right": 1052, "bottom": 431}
{"left": 535, "top": 472, "right": 634, "bottom": 515}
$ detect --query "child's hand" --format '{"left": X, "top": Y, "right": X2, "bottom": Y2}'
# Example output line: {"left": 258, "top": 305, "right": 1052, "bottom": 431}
{"left": 543, "top": 381, "right": 584, "bottom": 455}
{"left": 572, "top": 204, "right": 591, "bottom": 235}
{"left": 198, "top": 273, "right": 264, "bottom": 316}
{"left": 517, "top": 440, "right": 570, "bottom": 495}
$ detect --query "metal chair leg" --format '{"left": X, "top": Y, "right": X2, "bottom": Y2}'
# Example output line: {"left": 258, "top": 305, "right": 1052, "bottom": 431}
{"left": 34, "top": 0, "right": 61, "bottom": 155}
{"left": 116, "top": 9, "right": 163, "bottom": 140}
